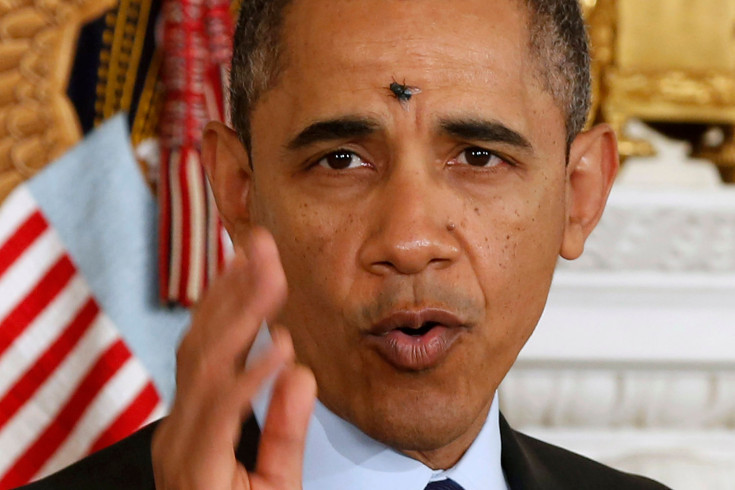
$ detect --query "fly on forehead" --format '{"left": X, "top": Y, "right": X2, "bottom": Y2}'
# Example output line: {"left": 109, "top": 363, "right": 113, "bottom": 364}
{"left": 388, "top": 80, "right": 421, "bottom": 103}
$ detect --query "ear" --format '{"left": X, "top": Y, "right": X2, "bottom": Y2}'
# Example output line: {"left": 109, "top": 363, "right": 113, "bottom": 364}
{"left": 560, "top": 123, "right": 619, "bottom": 260}
{"left": 201, "top": 121, "right": 253, "bottom": 241}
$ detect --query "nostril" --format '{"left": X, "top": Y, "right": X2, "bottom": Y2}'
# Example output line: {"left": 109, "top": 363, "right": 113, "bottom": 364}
{"left": 368, "top": 261, "right": 397, "bottom": 275}
{"left": 428, "top": 257, "right": 453, "bottom": 269}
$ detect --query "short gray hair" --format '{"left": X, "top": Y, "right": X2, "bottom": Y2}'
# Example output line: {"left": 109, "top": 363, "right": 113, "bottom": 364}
{"left": 525, "top": 0, "right": 591, "bottom": 148}
{"left": 230, "top": 0, "right": 590, "bottom": 151}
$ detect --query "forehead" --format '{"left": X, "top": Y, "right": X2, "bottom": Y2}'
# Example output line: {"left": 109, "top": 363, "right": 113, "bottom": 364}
{"left": 283, "top": 0, "right": 529, "bottom": 51}
{"left": 251, "top": 0, "right": 564, "bottom": 155}
{"left": 282, "top": 0, "right": 531, "bottom": 85}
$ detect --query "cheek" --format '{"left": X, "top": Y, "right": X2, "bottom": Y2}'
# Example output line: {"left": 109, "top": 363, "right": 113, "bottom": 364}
{"left": 277, "top": 205, "right": 361, "bottom": 283}
{"left": 257, "top": 195, "right": 362, "bottom": 327}
{"left": 470, "top": 195, "right": 562, "bottom": 273}
{"left": 467, "top": 185, "right": 565, "bottom": 340}
{"left": 268, "top": 207, "right": 335, "bottom": 295}
{"left": 267, "top": 205, "right": 376, "bottom": 387}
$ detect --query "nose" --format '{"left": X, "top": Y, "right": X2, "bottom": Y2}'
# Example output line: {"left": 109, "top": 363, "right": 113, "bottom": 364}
{"left": 359, "top": 165, "right": 461, "bottom": 276}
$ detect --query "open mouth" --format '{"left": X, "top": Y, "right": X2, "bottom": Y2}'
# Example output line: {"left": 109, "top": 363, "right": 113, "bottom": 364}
{"left": 369, "top": 309, "right": 463, "bottom": 336}
{"left": 396, "top": 321, "right": 441, "bottom": 336}
{"left": 365, "top": 309, "right": 466, "bottom": 370}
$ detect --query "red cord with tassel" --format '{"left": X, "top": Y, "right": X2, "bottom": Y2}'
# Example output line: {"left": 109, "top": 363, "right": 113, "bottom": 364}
{"left": 159, "top": 0, "right": 233, "bottom": 306}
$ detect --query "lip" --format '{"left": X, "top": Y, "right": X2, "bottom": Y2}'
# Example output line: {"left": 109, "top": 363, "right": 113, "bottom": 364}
{"left": 364, "top": 308, "right": 467, "bottom": 371}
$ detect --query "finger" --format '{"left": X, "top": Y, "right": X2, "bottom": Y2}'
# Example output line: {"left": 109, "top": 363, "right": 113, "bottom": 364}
{"left": 179, "top": 249, "right": 252, "bottom": 363}
{"left": 179, "top": 228, "right": 287, "bottom": 378}
{"left": 205, "top": 228, "right": 288, "bottom": 368}
{"left": 183, "top": 336, "right": 293, "bottom": 451}
{"left": 232, "top": 328, "right": 295, "bottom": 417}
{"left": 240, "top": 227, "right": 288, "bottom": 325}
{"left": 153, "top": 334, "right": 297, "bottom": 488}
{"left": 255, "top": 365, "right": 317, "bottom": 488}
{"left": 204, "top": 228, "right": 286, "bottom": 350}
{"left": 225, "top": 244, "right": 246, "bottom": 268}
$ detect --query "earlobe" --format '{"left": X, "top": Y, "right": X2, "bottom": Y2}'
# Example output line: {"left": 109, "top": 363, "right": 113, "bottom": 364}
{"left": 560, "top": 123, "right": 619, "bottom": 260}
{"left": 201, "top": 121, "right": 253, "bottom": 239}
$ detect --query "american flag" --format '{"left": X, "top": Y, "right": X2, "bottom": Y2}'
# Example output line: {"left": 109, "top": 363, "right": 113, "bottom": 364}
{"left": 0, "top": 186, "right": 165, "bottom": 488}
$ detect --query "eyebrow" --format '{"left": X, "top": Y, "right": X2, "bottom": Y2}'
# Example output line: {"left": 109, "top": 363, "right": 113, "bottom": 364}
{"left": 286, "top": 117, "right": 380, "bottom": 150}
{"left": 439, "top": 117, "right": 533, "bottom": 152}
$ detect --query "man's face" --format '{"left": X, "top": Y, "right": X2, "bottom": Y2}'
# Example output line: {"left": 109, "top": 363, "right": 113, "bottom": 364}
{"left": 241, "top": 0, "right": 569, "bottom": 458}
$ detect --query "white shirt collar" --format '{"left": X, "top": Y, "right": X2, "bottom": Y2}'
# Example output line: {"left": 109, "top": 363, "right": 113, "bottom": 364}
{"left": 249, "top": 325, "right": 508, "bottom": 490}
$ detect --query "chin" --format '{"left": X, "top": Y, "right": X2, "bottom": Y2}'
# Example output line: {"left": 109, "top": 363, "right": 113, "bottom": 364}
{"left": 364, "top": 408, "right": 473, "bottom": 452}
{"left": 333, "top": 377, "right": 492, "bottom": 453}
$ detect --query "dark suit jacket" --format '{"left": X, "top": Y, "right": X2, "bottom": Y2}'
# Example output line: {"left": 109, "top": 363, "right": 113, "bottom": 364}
{"left": 18, "top": 414, "right": 670, "bottom": 489}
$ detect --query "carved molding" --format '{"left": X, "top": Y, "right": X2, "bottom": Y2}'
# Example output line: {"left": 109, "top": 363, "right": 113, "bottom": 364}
{"left": 500, "top": 368, "right": 735, "bottom": 430}
{"left": 0, "top": 0, "right": 115, "bottom": 203}
{"left": 559, "top": 187, "right": 735, "bottom": 273}
{"left": 607, "top": 69, "right": 735, "bottom": 108}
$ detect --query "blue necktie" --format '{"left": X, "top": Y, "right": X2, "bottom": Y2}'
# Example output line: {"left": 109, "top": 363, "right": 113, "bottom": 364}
{"left": 424, "top": 479, "right": 465, "bottom": 490}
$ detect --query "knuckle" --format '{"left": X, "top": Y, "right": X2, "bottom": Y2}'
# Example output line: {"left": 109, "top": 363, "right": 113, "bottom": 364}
{"left": 189, "top": 349, "right": 221, "bottom": 381}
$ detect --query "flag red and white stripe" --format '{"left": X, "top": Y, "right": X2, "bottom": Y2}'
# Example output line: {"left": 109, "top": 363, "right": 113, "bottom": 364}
{"left": 0, "top": 187, "right": 165, "bottom": 489}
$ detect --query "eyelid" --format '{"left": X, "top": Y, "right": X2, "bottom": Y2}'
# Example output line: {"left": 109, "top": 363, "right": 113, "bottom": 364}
{"left": 451, "top": 145, "right": 513, "bottom": 167}
{"left": 312, "top": 148, "right": 371, "bottom": 170}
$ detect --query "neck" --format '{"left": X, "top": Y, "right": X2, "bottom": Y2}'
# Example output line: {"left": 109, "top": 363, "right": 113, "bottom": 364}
{"left": 399, "top": 397, "right": 493, "bottom": 470}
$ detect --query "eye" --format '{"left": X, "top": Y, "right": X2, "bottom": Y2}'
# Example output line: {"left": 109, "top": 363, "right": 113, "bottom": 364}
{"left": 455, "top": 147, "right": 505, "bottom": 168}
{"left": 316, "top": 150, "right": 368, "bottom": 170}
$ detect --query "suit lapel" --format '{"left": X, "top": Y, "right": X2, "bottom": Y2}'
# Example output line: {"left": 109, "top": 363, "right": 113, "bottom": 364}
{"left": 499, "top": 412, "right": 561, "bottom": 490}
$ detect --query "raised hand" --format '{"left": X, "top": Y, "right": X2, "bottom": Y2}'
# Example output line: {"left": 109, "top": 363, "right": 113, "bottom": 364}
{"left": 151, "top": 228, "right": 317, "bottom": 489}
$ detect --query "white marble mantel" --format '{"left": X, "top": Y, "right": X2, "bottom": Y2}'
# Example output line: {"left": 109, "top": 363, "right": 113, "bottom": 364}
{"left": 500, "top": 184, "right": 735, "bottom": 489}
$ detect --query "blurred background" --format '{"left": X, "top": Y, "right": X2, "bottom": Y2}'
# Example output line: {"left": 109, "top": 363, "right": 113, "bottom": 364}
{"left": 0, "top": 0, "right": 733, "bottom": 488}
{"left": 503, "top": 2, "right": 735, "bottom": 489}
